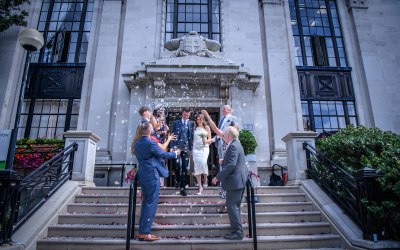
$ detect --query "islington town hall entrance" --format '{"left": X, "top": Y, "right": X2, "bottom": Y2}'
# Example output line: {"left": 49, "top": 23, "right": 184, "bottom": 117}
{"left": 123, "top": 32, "right": 261, "bottom": 187}
{"left": 164, "top": 108, "right": 219, "bottom": 187}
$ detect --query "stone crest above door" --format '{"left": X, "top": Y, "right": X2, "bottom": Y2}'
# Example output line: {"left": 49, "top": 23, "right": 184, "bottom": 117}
{"left": 123, "top": 32, "right": 261, "bottom": 108}
{"left": 164, "top": 31, "right": 222, "bottom": 58}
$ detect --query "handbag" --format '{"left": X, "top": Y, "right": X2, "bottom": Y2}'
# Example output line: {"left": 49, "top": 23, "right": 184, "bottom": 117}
{"left": 269, "top": 164, "right": 286, "bottom": 186}
{"left": 269, "top": 172, "right": 282, "bottom": 186}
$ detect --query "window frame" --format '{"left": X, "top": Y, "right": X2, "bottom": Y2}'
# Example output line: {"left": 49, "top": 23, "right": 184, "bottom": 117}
{"left": 289, "top": 0, "right": 348, "bottom": 67}
{"left": 165, "top": 0, "right": 221, "bottom": 42}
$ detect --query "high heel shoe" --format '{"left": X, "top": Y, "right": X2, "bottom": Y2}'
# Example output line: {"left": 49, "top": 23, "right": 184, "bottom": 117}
{"left": 196, "top": 188, "right": 203, "bottom": 195}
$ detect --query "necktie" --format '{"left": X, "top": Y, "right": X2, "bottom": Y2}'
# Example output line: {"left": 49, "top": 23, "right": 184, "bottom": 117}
{"left": 218, "top": 117, "right": 225, "bottom": 129}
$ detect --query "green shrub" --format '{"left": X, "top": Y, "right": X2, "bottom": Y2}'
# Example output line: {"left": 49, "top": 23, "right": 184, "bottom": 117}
{"left": 238, "top": 130, "right": 257, "bottom": 155}
{"left": 316, "top": 125, "right": 400, "bottom": 240}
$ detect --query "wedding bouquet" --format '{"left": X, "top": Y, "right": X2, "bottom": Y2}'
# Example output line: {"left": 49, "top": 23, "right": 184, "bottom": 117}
{"left": 125, "top": 168, "right": 137, "bottom": 183}
{"left": 198, "top": 132, "right": 207, "bottom": 145}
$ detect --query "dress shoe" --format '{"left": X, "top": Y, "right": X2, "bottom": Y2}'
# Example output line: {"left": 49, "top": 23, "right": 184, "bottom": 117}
{"left": 180, "top": 189, "right": 187, "bottom": 196}
{"left": 223, "top": 232, "right": 243, "bottom": 240}
{"left": 137, "top": 234, "right": 160, "bottom": 241}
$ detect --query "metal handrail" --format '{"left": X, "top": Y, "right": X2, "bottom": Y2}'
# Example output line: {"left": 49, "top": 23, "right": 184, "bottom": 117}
{"left": 246, "top": 175, "right": 257, "bottom": 250}
{"left": 302, "top": 142, "right": 359, "bottom": 224}
{"left": 95, "top": 163, "right": 131, "bottom": 187}
{"left": 126, "top": 174, "right": 138, "bottom": 250}
{"left": 13, "top": 142, "right": 78, "bottom": 231}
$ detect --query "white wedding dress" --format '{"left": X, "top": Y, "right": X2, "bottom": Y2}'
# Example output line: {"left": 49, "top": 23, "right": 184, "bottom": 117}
{"left": 192, "top": 127, "right": 209, "bottom": 176}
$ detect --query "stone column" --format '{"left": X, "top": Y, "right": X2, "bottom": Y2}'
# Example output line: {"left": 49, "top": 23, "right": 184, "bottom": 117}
{"left": 282, "top": 131, "right": 318, "bottom": 185}
{"left": 260, "top": 0, "right": 303, "bottom": 164}
{"left": 85, "top": 0, "right": 123, "bottom": 154}
{"left": 64, "top": 131, "right": 101, "bottom": 186}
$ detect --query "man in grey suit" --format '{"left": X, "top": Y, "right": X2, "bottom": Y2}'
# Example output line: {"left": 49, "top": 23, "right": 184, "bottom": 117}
{"left": 212, "top": 126, "right": 248, "bottom": 240}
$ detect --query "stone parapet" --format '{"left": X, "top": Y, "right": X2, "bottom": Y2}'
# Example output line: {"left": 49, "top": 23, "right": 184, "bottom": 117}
{"left": 282, "top": 131, "right": 318, "bottom": 184}
{"left": 64, "top": 131, "right": 101, "bottom": 186}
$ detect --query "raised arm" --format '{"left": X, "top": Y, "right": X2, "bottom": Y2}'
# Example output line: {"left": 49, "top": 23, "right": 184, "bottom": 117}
{"left": 158, "top": 133, "right": 176, "bottom": 151}
{"left": 205, "top": 126, "right": 213, "bottom": 145}
{"left": 201, "top": 110, "right": 223, "bottom": 137}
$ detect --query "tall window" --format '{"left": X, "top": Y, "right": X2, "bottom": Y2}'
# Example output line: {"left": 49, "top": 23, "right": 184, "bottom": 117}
{"left": 165, "top": 0, "right": 220, "bottom": 42}
{"left": 19, "top": 0, "right": 93, "bottom": 139}
{"left": 290, "top": 0, "right": 358, "bottom": 133}
{"left": 289, "top": 0, "right": 347, "bottom": 67}
{"left": 301, "top": 100, "right": 358, "bottom": 133}
{"left": 32, "top": 0, "right": 94, "bottom": 63}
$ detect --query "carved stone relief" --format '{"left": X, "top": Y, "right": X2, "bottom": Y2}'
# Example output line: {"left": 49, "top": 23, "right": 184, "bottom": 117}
{"left": 346, "top": 0, "right": 368, "bottom": 9}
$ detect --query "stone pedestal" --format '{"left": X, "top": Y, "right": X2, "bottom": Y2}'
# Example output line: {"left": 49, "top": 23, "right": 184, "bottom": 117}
{"left": 64, "top": 131, "right": 101, "bottom": 186}
{"left": 282, "top": 131, "right": 318, "bottom": 185}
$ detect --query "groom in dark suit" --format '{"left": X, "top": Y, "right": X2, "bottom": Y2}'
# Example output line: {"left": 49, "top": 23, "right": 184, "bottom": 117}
{"left": 170, "top": 107, "right": 194, "bottom": 196}
{"left": 212, "top": 126, "right": 248, "bottom": 240}
{"left": 134, "top": 122, "right": 180, "bottom": 241}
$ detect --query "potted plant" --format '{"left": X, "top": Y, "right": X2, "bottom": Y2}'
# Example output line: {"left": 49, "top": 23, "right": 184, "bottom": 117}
{"left": 238, "top": 130, "right": 258, "bottom": 160}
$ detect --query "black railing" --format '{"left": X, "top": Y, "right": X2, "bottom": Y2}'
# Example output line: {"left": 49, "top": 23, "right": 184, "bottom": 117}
{"left": 0, "top": 142, "right": 77, "bottom": 244}
{"left": 246, "top": 175, "right": 257, "bottom": 250}
{"left": 303, "top": 142, "right": 382, "bottom": 240}
{"left": 94, "top": 163, "right": 131, "bottom": 187}
{"left": 126, "top": 174, "right": 138, "bottom": 250}
{"left": 303, "top": 142, "right": 359, "bottom": 222}
{"left": 14, "top": 142, "right": 78, "bottom": 230}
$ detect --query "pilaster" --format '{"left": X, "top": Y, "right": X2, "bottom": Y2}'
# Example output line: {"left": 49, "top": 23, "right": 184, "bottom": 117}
{"left": 260, "top": 0, "right": 303, "bottom": 162}
{"left": 86, "top": 0, "right": 122, "bottom": 151}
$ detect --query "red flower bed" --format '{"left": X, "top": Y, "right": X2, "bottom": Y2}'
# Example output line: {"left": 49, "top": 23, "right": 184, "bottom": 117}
{"left": 13, "top": 138, "right": 65, "bottom": 169}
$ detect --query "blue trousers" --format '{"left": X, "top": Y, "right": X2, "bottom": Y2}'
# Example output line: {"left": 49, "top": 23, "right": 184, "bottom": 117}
{"left": 138, "top": 179, "right": 160, "bottom": 234}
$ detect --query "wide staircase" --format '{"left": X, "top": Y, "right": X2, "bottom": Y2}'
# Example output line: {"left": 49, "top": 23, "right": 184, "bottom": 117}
{"left": 36, "top": 185, "right": 343, "bottom": 249}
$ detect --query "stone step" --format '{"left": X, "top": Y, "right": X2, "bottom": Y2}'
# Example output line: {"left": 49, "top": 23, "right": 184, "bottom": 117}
{"left": 58, "top": 211, "right": 322, "bottom": 225}
{"left": 37, "top": 234, "right": 342, "bottom": 250}
{"left": 74, "top": 192, "right": 307, "bottom": 204}
{"left": 46, "top": 222, "right": 332, "bottom": 238}
{"left": 66, "top": 201, "right": 315, "bottom": 214}
{"left": 80, "top": 186, "right": 301, "bottom": 195}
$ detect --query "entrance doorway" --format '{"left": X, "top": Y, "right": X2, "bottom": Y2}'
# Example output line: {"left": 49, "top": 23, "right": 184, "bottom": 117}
{"left": 164, "top": 108, "right": 220, "bottom": 187}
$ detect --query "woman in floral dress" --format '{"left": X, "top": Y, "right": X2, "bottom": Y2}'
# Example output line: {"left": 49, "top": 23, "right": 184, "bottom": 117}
{"left": 192, "top": 114, "right": 212, "bottom": 194}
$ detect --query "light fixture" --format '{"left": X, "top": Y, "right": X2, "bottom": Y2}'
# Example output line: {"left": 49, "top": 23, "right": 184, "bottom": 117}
{"left": 5, "top": 28, "right": 44, "bottom": 170}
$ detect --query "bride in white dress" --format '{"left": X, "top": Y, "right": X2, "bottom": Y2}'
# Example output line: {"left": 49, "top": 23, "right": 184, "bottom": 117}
{"left": 192, "top": 114, "right": 212, "bottom": 194}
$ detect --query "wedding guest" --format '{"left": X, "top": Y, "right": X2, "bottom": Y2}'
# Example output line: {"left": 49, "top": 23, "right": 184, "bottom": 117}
{"left": 131, "top": 120, "right": 175, "bottom": 155}
{"left": 156, "top": 116, "right": 170, "bottom": 187}
{"left": 139, "top": 106, "right": 160, "bottom": 131}
{"left": 201, "top": 108, "right": 240, "bottom": 200}
{"left": 192, "top": 114, "right": 212, "bottom": 195}
{"left": 211, "top": 126, "right": 247, "bottom": 240}
{"left": 170, "top": 107, "right": 194, "bottom": 196}
{"left": 134, "top": 122, "right": 180, "bottom": 241}
{"left": 156, "top": 116, "right": 169, "bottom": 144}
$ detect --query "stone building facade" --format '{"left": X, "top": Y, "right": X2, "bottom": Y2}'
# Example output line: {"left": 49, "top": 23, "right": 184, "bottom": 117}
{"left": 1, "top": 0, "right": 399, "bottom": 176}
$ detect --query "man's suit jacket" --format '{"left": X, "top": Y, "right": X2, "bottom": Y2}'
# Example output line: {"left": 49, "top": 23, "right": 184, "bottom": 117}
{"left": 216, "top": 139, "right": 248, "bottom": 191}
{"left": 170, "top": 120, "right": 194, "bottom": 151}
{"left": 134, "top": 136, "right": 176, "bottom": 182}
{"left": 219, "top": 115, "right": 239, "bottom": 134}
